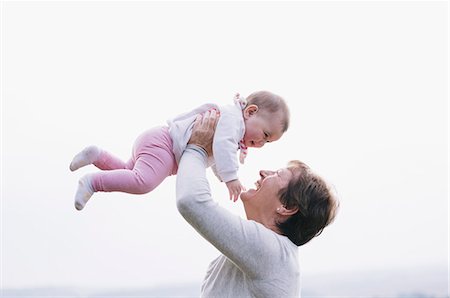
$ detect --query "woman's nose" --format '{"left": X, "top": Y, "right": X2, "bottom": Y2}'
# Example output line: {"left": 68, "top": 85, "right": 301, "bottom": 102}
{"left": 259, "top": 170, "right": 273, "bottom": 178}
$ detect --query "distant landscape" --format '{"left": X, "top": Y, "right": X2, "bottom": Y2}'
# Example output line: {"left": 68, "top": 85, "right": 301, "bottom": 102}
{"left": 2, "top": 266, "right": 448, "bottom": 297}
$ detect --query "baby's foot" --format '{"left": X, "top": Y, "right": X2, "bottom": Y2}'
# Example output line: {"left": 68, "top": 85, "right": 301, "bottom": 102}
{"left": 69, "top": 146, "right": 100, "bottom": 171}
{"left": 74, "top": 174, "right": 94, "bottom": 211}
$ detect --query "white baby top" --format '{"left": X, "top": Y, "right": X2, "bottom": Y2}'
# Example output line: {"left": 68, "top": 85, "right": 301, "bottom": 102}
{"left": 167, "top": 99, "right": 246, "bottom": 183}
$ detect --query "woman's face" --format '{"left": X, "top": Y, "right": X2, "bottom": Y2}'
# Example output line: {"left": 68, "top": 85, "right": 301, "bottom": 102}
{"left": 240, "top": 167, "right": 295, "bottom": 222}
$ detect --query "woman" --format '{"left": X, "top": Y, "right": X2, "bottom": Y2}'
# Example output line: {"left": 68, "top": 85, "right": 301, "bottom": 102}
{"left": 176, "top": 110, "right": 339, "bottom": 297}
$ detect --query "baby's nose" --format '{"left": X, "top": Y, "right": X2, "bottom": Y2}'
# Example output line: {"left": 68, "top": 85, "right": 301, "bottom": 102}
{"left": 256, "top": 140, "right": 265, "bottom": 148}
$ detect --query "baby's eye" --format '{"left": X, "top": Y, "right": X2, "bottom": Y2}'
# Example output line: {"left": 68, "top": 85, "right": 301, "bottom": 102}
{"left": 264, "top": 132, "right": 269, "bottom": 138}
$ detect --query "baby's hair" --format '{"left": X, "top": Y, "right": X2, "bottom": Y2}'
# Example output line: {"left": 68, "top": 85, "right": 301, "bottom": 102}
{"left": 246, "top": 90, "right": 290, "bottom": 132}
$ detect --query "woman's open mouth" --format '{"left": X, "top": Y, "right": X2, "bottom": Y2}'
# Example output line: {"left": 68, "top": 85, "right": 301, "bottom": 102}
{"left": 254, "top": 180, "right": 261, "bottom": 190}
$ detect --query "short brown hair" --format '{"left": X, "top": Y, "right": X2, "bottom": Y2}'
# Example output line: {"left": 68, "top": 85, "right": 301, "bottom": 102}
{"left": 246, "top": 91, "right": 290, "bottom": 132}
{"left": 276, "top": 160, "right": 339, "bottom": 246}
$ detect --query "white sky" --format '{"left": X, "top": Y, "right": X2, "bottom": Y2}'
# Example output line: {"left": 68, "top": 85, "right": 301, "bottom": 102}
{"left": 1, "top": 0, "right": 448, "bottom": 291}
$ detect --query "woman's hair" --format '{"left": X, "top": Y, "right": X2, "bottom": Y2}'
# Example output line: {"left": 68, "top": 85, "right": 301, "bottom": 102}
{"left": 276, "top": 160, "right": 339, "bottom": 246}
{"left": 246, "top": 90, "right": 290, "bottom": 132}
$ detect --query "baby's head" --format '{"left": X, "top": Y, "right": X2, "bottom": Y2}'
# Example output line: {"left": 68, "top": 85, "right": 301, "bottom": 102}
{"left": 242, "top": 91, "right": 290, "bottom": 148}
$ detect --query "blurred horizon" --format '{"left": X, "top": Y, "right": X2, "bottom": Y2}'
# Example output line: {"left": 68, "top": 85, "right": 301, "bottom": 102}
{"left": 1, "top": 264, "right": 448, "bottom": 297}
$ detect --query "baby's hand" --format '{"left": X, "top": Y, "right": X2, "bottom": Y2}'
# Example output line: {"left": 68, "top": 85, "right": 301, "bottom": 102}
{"left": 225, "top": 179, "right": 245, "bottom": 202}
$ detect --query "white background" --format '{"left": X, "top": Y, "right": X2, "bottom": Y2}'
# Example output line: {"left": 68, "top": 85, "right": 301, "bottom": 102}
{"left": 1, "top": 1, "right": 448, "bottom": 296}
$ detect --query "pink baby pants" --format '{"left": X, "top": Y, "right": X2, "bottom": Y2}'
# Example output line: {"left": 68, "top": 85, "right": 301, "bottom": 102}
{"left": 90, "top": 126, "right": 178, "bottom": 194}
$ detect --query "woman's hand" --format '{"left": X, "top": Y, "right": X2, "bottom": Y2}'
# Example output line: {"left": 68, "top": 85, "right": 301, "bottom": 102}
{"left": 188, "top": 109, "right": 220, "bottom": 156}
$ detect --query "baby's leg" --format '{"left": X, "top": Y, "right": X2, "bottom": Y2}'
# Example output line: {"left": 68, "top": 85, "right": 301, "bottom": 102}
{"left": 91, "top": 127, "right": 176, "bottom": 194}
{"left": 74, "top": 127, "right": 176, "bottom": 210}
{"left": 93, "top": 150, "right": 133, "bottom": 171}
{"left": 70, "top": 146, "right": 132, "bottom": 172}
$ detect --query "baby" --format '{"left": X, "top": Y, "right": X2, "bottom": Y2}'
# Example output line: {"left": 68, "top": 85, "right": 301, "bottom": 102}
{"left": 70, "top": 91, "right": 290, "bottom": 210}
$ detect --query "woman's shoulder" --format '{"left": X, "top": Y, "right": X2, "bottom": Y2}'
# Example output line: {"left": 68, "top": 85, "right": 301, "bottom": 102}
{"left": 247, "top": 221, "right": 299, "bottom": 283}
{"left": 248, "top": 220, "right": 298, "bottom": 253}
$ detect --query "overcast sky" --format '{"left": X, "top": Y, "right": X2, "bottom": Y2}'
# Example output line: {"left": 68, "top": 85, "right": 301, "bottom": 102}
{"left": 1, "top": 0, "right": 448, "bottom": 295}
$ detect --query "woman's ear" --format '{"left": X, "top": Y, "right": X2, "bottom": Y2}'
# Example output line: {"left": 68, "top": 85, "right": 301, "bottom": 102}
{"left": 277, "top": 206, "right": 299, "bottom": 216}
{"left": 243, "top": 104, "right": 259, "bottom": 120}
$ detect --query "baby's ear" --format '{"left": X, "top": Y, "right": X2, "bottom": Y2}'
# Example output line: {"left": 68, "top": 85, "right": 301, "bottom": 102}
{"left": 243, "top": 104, "right": 259, "bottom": 119}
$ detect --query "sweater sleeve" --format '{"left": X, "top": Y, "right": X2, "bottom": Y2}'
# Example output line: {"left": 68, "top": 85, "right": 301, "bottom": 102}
{"left": 176, "top": 145, "right": 279, "bottom": 278}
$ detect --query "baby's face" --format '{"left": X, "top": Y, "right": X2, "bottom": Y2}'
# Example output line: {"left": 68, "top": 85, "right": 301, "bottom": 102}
{"left": 243, "top": 110, "right": 285, "bottom": 148}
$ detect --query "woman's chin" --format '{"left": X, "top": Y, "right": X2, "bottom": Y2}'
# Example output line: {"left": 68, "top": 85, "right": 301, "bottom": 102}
{"left": 240, "top": 189, "right": 257, "bottom": 201}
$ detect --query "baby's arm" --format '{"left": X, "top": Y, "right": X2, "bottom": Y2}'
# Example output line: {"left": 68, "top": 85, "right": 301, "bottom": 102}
{"left": 211, "top": 106, "right": 243, "bottom": 183}
{"left": 225, "top": 179, "right": 245, "bottom": 202}
{"left": 212, "top": 109, "right": 245, "bottom": 201}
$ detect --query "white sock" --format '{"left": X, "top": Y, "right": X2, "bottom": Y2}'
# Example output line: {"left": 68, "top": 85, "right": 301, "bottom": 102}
{"left": 69, "top": 146, "right": 100, "bottom": 172}
{"left": 74, "top": 174, "right": 95, "bottom": 211}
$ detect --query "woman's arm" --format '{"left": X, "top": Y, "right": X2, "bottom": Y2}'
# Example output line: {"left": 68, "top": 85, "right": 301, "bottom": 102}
{"left": 177, "top": 145, "right": 273, "bottom": 278}
{"left": 176, "top": 112, "right": 278, "bottom": 278}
